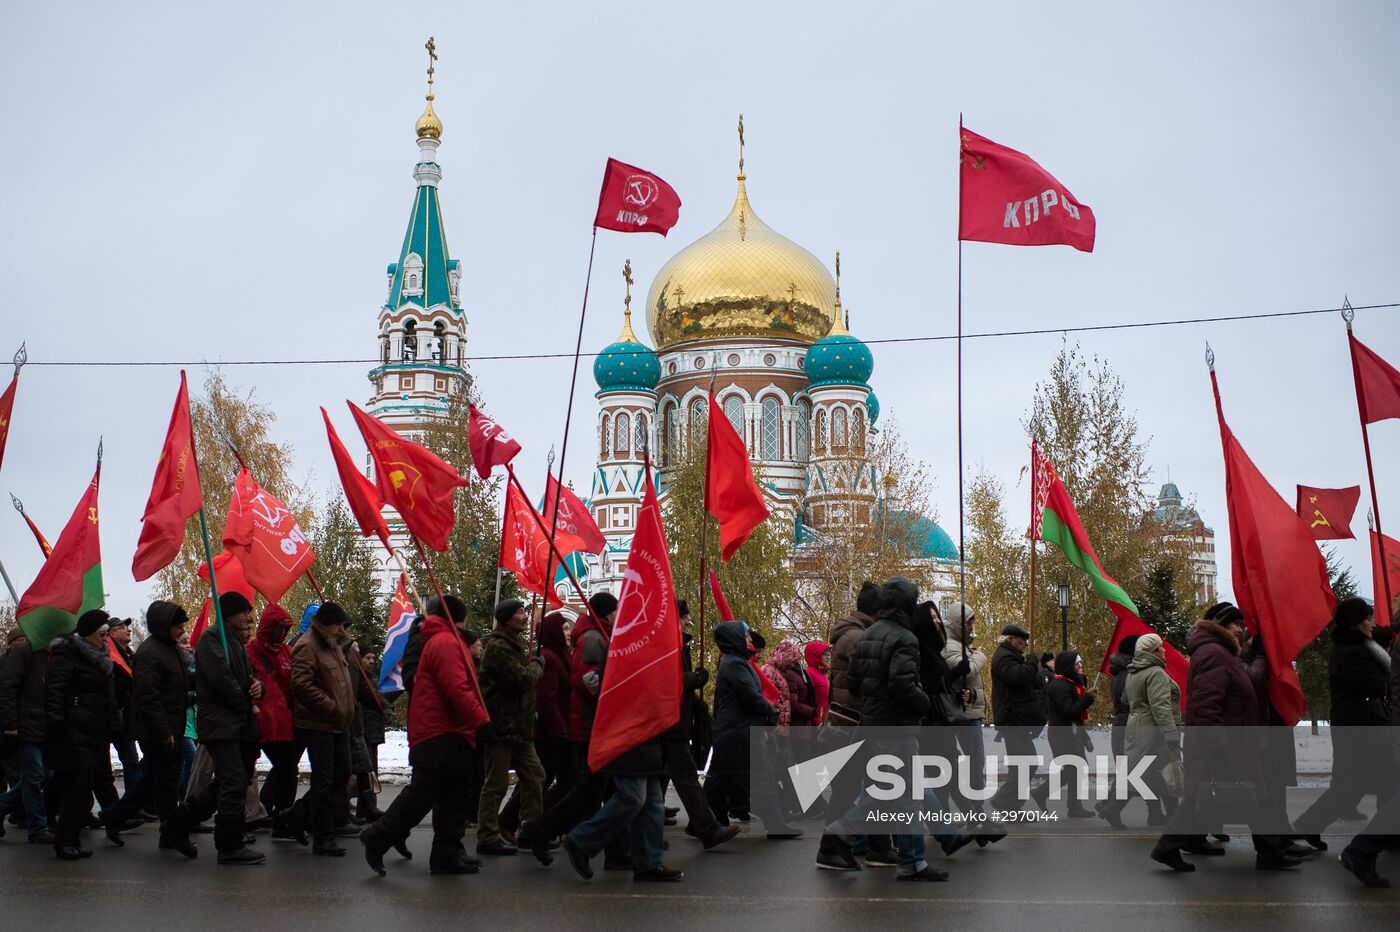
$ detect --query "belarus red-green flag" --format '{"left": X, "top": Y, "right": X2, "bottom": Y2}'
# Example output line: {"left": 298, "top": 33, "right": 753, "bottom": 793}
{"left": 1031, "top": 441, "right": 1187, "bottom": 700}
{"left": 17, "top": 460, "right": 104, "bottom": 644}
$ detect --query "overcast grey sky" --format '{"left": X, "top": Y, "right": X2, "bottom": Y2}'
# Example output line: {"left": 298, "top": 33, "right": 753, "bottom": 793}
{"left": 2, "top": 1, "right": 1398, "bottom": 619}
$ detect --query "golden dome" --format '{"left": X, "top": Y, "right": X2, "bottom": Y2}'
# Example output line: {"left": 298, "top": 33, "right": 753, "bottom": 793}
{"left": 415, "top": 94, "right": 442, "bottom": 140}
{"left": 645, "top": 174, "right": 836, "bottom": 350}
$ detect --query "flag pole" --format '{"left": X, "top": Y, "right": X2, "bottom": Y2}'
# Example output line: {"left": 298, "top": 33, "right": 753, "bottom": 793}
{"left": 696, "top": 360, "right": 719, "bottom": 670}
{"left": 955, "top": 114, "right": 967, "bottom": 657}
{"left": 0, "top": 556, "right": 17, "bottom": 603}
{"left": 0, "top": 345, "right": 24, "bottom": 603}
{"left": 196, "top": 505, "right": 229, "bottom": 659}
{"left": 542, "top": 226, "right": 601, "bottom": 609}
{"left": 505, "top": 465, "right": 594, "bottom": 609}
{"left": 1027, "top": 430, "right": 1040, "bottom": 648}
{"left": 1343, "top": 300, "right": 1395, "bottom": 622}
{"left": 534, "top": 446, "right": 557, "bottom": 647}
{"left": 387, "top": 546, "right": 426, "bottom": 614}
{"left": 412, "top": 535, "right": 481, "bottom": 694}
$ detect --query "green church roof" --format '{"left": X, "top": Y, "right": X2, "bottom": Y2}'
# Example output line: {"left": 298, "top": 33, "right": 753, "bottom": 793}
{"left": 385, "top": 183, "right": 459, "bottom": 313}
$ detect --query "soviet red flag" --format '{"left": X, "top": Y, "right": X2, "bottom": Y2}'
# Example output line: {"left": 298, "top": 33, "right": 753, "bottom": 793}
{"left": 0, "top": 367, "right": 17, "bottom": 476}
{"left": 1370, "top": 529, "right": 1400, "bottom": 627}
{"left": 190, "top": 551, "right": 254, "bottom": 648}
{"left": 1212, "top": 370, "right": 1336, "bottom": 725}
{"left": 132, "top": 372, "right": 204, "bottom": 581}
{"left": 959, "top": 126, "right": 1095, "bottom": 253}
{"left": 349, "top": 401, "right": 467, "bottom": 551}
{"left": 322, "top": 407, "right": 390, "bottom": 546}
{"left": 222, "top": 469, "right": 315, "bottom": 604}
{"left": 704, "top": 392, "right": 769, "bottom": 561}
{"left": 1349, "top": 333, "right": 1400, "bottom": 424}
{"left": 467, "top": 404, "right": 522, "bottom": 480}
{"left": 544, "top": 472, "right": 605, "bottom": 555}
{"left": 1295, "top": 485, "right": 1360, "bottom": 541}
{"left": 500, "top": 480, "right": 562, "bottom": 609}
{"left": 15, "top": 501, "right": 53, "bottom": 558}
{"left": 594, "top": 158, "right": 682, "bottom": 236}
{"left": 588, "top": 466, "right": 682, "bottom": 770}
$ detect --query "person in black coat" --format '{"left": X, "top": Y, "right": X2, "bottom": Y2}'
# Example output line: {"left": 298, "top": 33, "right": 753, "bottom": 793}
{"left": 132, "top": 601, "right": 195, "bottom": 856}
{"left": 703, "top": 620, "right": 779, "bottom": 834}
{"left": 1045, "top": 650, "right": 1097, "bottom": 818}
{"left": 44, "top": 611, "right": 122, "bottom": 859}
{"left": 1295, "top": 598, "right": 1395, "bottom": 847}
{"left": 989, "top": 624, "right": 1050, "bottom": 812}
{"left": 182, "top": 592, "right": 264, "bottom": 865}
{"left": 0, "top": 629, "right": 54, "bottom": 842}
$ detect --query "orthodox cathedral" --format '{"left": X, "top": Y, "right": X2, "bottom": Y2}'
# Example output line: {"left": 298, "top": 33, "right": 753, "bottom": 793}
{"left": 363, "top": 47, "right": 960, "bottom": 608}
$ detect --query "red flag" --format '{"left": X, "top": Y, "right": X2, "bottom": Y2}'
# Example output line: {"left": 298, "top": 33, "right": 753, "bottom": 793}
{"left": 959, "top": 126, "right": 1095, "bottom": 253}
{"left": 1295, "top": 485, "right": 1360, "bottom": 541}
{"left": 322, "top": 407, "right": 390, "bottom": 546}
{"left": 707, "top": 569, "right": 779, "bottom": 703}
{"left": 349, "top": 401, "right": 467, "bottom": 551}
{"left": 500, "top": 481, "right": 563, "bottom": 609}
{"left": 108, "top": 637, "right": 130, "bottom": 677}
{"left": 1349, "top": 333, "right": 1400, "bottom": 425}
{"left": 593, "top": 158, "right": 682, "bottom": 236}
{"left": 190, "top": 552, "right": 253, "bottom": 648}
{"left": 0, "top": 368, "right": 16, "bottom": 475}
{"left": 17, "top": 504, "right": 52, "bottom": 558}
{"left": 704, "top": 392, "right": 769, "bottom": 561}
{"left": 16, "top": 463, "right": 103, "bottom": 645}
{"left": 1369, "top": 530, "right": 1400, "bottom": 627}
{"left": 467, "top": 404, "right": 521, "bottom": 480}
{"left": 222, "top": 469, "right": 315, "bottom": 604}
{"left": 1097, "top": 614, "right": 1188, "bottom": 710}
{"left": 132, "top": 371, "right": 204, "bottom": 582}
{"left": 1212, "top": 370, "right": 1336, "bottom": 725}
{"left": 544, "top": 473, "right": 605, "bottom": 555}
{"left": 708, "top": 569, "right": 734, "bottom": 621}
{"left": 587, "top": 467, "right": 682, "bottom": 770}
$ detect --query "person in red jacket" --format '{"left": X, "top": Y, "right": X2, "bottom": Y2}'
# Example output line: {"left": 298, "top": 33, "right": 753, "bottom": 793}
{"left": 359, "top": 595, "right": 494, "bottom": 876}
{"left": 245, "top": 604, "right": 297, "bottom": 829}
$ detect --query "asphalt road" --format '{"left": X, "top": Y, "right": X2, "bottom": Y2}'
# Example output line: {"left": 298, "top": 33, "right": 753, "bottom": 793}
{"left": 1, "top": 789, "right": 1396, "bottom": 931}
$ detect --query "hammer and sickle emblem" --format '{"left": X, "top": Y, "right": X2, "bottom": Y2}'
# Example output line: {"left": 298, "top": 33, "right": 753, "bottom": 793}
{"left": 88, "top": 507, "right": 98, "bottom": 524}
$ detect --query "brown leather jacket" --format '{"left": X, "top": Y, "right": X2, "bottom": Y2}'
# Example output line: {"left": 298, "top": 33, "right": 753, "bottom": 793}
{"left": 291, "top": 623, "right": 356, "bottom": 733}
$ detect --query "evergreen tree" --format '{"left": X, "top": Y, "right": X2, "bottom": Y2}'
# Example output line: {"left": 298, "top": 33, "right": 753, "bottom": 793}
{"left": 1296, "top": 547, "right": 1357, "bottom": 721}
{"left": 311, "top": 496, "right": 385, "bottom": 654}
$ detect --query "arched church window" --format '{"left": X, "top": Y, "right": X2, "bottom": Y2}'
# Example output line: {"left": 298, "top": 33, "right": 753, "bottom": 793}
{"left": 433, "top": 321, "right": 446, "bottom": 362}
{"left": 661, "top": 403, "right": 677, "bottom": 465}
{"left": 723, "top": 395, "right": 744, "bottom": 437}
{"left": 616, "top": 412, "right": 631, "bottom": 454}
{"left": 796, "top": 400, "right": 811, "bottom": 462}
{"left": 852, "top": 408, "right": 865, "bottom": 451}
{"left": 635, "top": 415, "right": 648, "bottom": 455}
{"left": 689, "top": 398, "right": 707, "bottom": 445}
{"left": 833, "top": 408, "right": 848, "bottom": 448}
{"left": 402, "top": 320, "right": 417, "bottom": 362}
{"left": 815, "top": 409, "right": 827, "bottom": 452}
{"left": 601, "top": 413, "right": 612, "bottom": 457}
{"left": 761, "top": 397, "right": 781, "bottom": 460}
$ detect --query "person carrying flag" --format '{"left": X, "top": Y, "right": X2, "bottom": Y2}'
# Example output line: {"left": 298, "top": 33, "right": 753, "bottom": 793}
{"left": 359, "top": 594, "right": 495, "bottom": 877}
{"left": 131, "top": 600, "right": 196, "bottom": 858}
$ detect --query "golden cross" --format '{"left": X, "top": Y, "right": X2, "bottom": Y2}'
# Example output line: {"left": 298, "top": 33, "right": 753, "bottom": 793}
{"left": 622, "top": 259, "right": 633, "bottom": 312}
{"left": 425, "top": 37, "right": 437, "bottom": 90}
{"left": 737, "top": 113, "right": 745, "bottom": 174}
{"left": 834, "top": 250, "right": 841, "bottom": 301}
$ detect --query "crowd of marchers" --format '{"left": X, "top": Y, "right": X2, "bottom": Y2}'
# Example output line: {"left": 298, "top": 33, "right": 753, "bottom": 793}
{"left": 1, "top": 579, "right": 1396, "bottom": 889}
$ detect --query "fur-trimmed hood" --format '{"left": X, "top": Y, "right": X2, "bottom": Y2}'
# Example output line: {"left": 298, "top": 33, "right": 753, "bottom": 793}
{"left": 1186, "top": 618, "right": 1240, "bottom": 657}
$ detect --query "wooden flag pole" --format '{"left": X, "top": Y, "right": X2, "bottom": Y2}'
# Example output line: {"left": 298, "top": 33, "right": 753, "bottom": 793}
{"left": 696, "top": 360, "right": 720, "bottom": 670}
{"left": 1344, "top": 300, "right": 1396, "bottom": 622}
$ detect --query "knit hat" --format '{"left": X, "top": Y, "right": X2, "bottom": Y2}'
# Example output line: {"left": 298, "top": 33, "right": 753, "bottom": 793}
{"left": 426, "top": 594, "right": 468, "bottom": 625}
{"left": 494, "top": 599, "right": 525, "bottom": 625}
{"left": 1117, "top": 634, "right": 1140, "bottom": 655}
{"left": 676, "top": 599, "right": 689, "bottom": 618}
{"left": 76, "top": 609, "right": 110, "bottom": 638}
{"left": 589, "top": 591, "right": 618, "bottom": 618}
{"left": 1000, "top": 623, "right": 1030, "bottom": 639}
{"left": 1135, "top": 633, "right": 1163, "bottom": 656}
{"left": 7, "top": 627, "right": 27, "bottom": 645}
{"left": 1204, "top": 601, "right": 1245, "bottom": 628}
{"left": 856, "top": 581, "right": 881, "bottom": 617}
{"left": 315, "top": 601, "right": 350, "bottom": 627}
{"left": 219, "top": 591, "right": 254, "bottom": 618}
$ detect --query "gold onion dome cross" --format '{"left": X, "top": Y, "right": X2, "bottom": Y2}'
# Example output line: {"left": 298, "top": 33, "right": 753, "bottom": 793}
{"left": 416, "top": 36, "right": 443, "bottom": 140}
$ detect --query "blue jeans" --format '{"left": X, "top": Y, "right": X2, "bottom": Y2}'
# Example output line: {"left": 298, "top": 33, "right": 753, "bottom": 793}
{"left": 568, "top": 775, "right": 665, "bottom": 870}
{"left": 176, "top": 738, "right": 197, "bottom": 799}
{"left": 953, "top": 721, "right": 987, "bottom": 812}
{"left": 839, "top": 734, "right": 954, "bottom": 876}
{"left": 114, "top": 738, "right": 143, "bottom": 799}
{"left": 0, "top": 742, "right": 48, "bottom": 834}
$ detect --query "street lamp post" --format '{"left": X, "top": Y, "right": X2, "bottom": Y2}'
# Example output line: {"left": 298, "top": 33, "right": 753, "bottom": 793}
{"left": 1057, "top": 583, "right": 1071, "bottom": 653}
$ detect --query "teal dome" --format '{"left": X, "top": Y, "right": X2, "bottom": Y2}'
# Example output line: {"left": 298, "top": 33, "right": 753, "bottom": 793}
{"left": 893, "top": 511, "right": 959, "bottom": 561}
{"left": 866, "top": 391, "right": 880, "bottom": 424}
{"left": 593, "top": 339, "right": 660, "bottom": 394}
{"left": 804, "top": 332, "right": 874, "bottom": 388}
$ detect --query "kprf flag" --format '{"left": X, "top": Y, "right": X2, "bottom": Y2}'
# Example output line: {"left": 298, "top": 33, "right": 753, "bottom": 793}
{"left": 349, "top": 401, "right": 467, "bottom": 551}
{"left": 222, "top": 469, "right": 315, "bottom": 604}
{"left": 378, "top": 575, "right": 416, "bottom": 693}
{"left": 467, "top": 404, "right": 521, "bottom": 480}
{"left": 594, "top": 158, "right": 682, "bottom": 236}
{"left": 704, "top": 392, "right": 769, "bottom": 561}
{"left": 16, "top": 463, "right": 103, "bottom": 645}
{"left": 500, "top": 480, "right": 563, "bottom": 609}
{"left": 322, "top": 407, "right": 390, "bottom": 546}
{"left": 588, "top": 466, "right": 682, "bottom": 770}
{"left": 1031, "top": 442, "right": 1187, "bottom": 703}
{"left": 189, "top": 551, "right": 254, "bottom": 648}
{"left": 0, "top": 366, "right": 17, "bottom": 475}
{"left": 1212, "top": 370, "right": 1336, "bottom": 725}
{"left": 543, "top": 473, "right": 606, "bottom": 555}
{"left": 1295, "top": 485, "right": 1360, "bottom": 541}
{"left": 1370, "top": 529, "right": 1400, "bottom": 627}
{"left": 959, "top": 126, "right": 1095, "bottom": 252}
{"left": 132, "top": 371, "right": 203, "bottom": 582}
{"left": 1348, "top": 333, "right": 1400, "bottom": 424}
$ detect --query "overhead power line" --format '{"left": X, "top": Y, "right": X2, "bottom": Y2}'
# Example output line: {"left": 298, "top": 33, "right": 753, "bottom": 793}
{"left": 23, "top": 301, "right": 1397, "bottom": 368}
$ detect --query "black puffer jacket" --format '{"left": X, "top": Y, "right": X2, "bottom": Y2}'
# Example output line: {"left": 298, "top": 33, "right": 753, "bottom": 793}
{"left": 991, "top": 640, "right": 1047, "bottom": 726}
{"left": 1046, "top": 651, "right": 1095, "bottom": 726}
{"left": 132, "top": 602, "right": 193, "bottom": 745}
{"left": 1108, "top": 650, "right": 1132, "bottom": 754}
{"left": 1329, "top": 627, "right": 1391, "bottom": 726}
{"left": 664, "top": 632, "right": 708, "bottom": 740}
{"left": 845, "top": 578, "right": 929, "bottom": 727}
{"left": 712, "top": 621, "right": 775, "bottom": 742}
{"left": 44, "top": 636, "right": 120, "bottom": 771}
{"left": 0, "top": 639, "right": 49, "bottom": 743}
{"left": 194, "top": 628, "right": 259, "bottom": 743}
